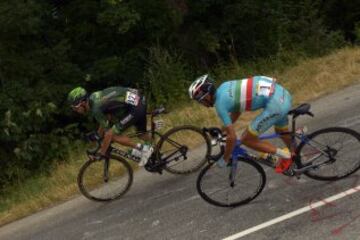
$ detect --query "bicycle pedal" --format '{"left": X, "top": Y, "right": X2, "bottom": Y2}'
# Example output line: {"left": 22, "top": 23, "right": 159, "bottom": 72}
{"left": 282, "top": 167, "right": 295, "bottom": 177}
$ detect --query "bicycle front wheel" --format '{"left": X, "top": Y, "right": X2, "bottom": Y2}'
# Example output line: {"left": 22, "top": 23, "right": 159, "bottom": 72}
{"left": 196, "top": 158, "right": 266, "bottom": 207}
{"left": 296, "top": 127, "right": 360, "bottom": 181}
{"left": 77, "top": 156, "right": 133, "bottom": 201}
{"left": 156, "top": 125, "right": 211, "bottom": 175}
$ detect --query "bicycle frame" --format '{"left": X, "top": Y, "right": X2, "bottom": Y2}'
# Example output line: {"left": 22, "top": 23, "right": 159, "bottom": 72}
{"left": 230, "top": 122, "right": 333, "bottom": 175}
{"left": 229, "top": 107, "right": 316, "bottom": 160}
{"left": 108, "top": 116, "right": 193, "bottom": 172}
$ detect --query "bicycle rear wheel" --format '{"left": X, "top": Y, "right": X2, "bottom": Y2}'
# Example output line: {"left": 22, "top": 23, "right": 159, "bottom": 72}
{"left": 295, "top": 127, "right": 360, "bottom": 181}
{"left": 196, "top": 158, "right": 266, "bottom": 207}
{"left": 156, "top": 125, "right": 211, "bottom": 174}
{"left": 77, "top": 156, "right": 133, "bottom": 201}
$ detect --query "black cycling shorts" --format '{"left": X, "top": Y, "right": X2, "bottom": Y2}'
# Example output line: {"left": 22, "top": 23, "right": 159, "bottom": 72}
{"left": 116, "top": 97, "right": 147, "bottom": 133}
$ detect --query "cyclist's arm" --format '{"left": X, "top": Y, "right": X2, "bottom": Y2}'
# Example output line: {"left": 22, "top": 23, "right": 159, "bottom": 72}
{"left": 100, "top": 128, "right": 113, "bottom": 156}
{"left": 93, "top": 109, "right": 110, "bottom": 130}
{"left": 97, "top": 127, "right": 105, "bottom": 138}
{"left": 92, "top": 109, "right": 113, "bottom": 155}
{"left": 216, "top": 105, "right": 237, "bottom": 162}
{"left": 221, "top": 112, "right": 241, "bottom": 132}
{"left": 111, "top": 112, "right": 134, "bottom": 135}
{"left": 231, "top": 112, "right": 241, "bottom": 123}
{"left": 223, "top": 124, "right": 236, "bottom": 162}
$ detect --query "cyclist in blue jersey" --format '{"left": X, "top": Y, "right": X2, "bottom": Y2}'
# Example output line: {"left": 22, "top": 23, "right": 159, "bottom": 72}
{"left": 188, "top": 74, "right": 293, "bottom": 173}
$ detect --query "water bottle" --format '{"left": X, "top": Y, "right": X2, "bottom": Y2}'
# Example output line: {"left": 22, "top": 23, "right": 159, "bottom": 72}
{"left": 129, "top": 148, "right": 141, "bottom": 160}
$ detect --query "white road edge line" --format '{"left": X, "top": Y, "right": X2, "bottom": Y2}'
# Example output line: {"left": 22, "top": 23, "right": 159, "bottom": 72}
{"left": 222, "top": 185, "right": 360, "bottom": 240}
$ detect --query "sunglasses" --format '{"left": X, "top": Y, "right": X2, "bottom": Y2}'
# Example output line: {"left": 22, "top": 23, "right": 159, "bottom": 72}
{"left": 71, "top": 100, "right": 85, "bottom": 109}
{"left": 195, "top": 91, "right": 209, "bottom": 102}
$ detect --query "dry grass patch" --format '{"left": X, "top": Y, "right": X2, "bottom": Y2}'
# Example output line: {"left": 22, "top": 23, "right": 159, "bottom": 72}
{"left": 280, "top": 47, "right": 360, "bottom": 103}
{"left": 0, "top": 149, "right": 85, "bottom": 225}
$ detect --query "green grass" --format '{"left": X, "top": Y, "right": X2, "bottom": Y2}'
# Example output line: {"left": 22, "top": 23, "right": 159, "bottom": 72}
{"left": 0, "top": 147, "right": 86, "bottom": 225}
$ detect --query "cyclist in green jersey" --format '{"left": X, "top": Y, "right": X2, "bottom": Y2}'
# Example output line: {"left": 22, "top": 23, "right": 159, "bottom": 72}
{"left": 189, "top": 75, "right": 293, "bottom": 173}
{"left": 68, "top": 86, "right": 153, "bottom": 166}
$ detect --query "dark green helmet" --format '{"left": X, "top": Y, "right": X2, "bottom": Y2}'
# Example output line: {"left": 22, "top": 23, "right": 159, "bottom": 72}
{"left": 67, "top": 87, "right": 88, "bottom": 106}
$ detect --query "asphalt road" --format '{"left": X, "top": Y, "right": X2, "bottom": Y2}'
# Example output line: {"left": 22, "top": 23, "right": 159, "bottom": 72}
{"left": 1, "top": 84, "right": 360, "bottom": 240}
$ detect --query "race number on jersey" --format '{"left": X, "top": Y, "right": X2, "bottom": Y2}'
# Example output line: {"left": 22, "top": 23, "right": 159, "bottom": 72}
{"left": 125, "top": 91, "right": 140, "bottom": 106}
{"left": 256, "top": 77, "right": 276, "bottom": 97}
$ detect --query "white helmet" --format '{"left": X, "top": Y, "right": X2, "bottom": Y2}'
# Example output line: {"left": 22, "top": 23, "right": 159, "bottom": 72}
{"left": 188, "top": 74, "right": 215, "bottom": 101}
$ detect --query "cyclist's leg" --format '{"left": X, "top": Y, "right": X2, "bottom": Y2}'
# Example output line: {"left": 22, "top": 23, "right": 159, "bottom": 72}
{"left": 274, "top": 88, "right": 293, "bottom": 152}
{"left": 242, "top": 99, "right": 292, "bottom": 172}
{"left": 115, "top": 99, "right": 153, "bottom": 165}
{"left": 242, "top": 85, "right": 292, "bottom": 155}
{"left": 133, "top": 97, "right": 151, "bottom": 142}
{"left": 274, "top": 125, "right": 293, "bottom": 153}
{"left": 111, "top": 101, "right": 147, "bottom": 149}
{"left": 112, "top": 135, "right": 138, "bottom": 148}
{"left": 111, "top": 113, "right": 139, "bottom": 149}
{"left": 241, "top": 111, "right": 280, "bottom": 153}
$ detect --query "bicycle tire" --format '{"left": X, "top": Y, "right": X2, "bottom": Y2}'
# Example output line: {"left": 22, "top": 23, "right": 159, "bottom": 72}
{"left": 77, "top": 156, "right": 133, "bottom": 201}
{"left": 156, "top": 125, "right": 211, "bottom": 175}
{"left": 196, "top": 157, "right": 266, "bottom": 207}
{"left": 295, "top": 127, "right": 360, "bottom": 181}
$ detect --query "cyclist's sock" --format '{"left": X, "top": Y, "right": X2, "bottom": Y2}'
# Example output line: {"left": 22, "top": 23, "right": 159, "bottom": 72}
{"left": 144, "top": 140, "right": 152, "bottom": 146}
{"left": 130, "top": 148, "right": 142, "bottom": 158}
{"left": 275, "top": 148, "right": 291, "bottom": 159}
{"left": 274, "top": 148, "right": 292, "bottom": 173}
{"left": 139, "top": 144, "right": 154, "bottom": 166}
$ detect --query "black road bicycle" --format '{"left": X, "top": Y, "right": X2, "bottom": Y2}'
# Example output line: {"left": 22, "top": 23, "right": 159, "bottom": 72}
{"left": 78, "top": 107, "right": 211, "bottom": 201}
{"left": 197, "top": 103, "right": 360, "bottom": 207}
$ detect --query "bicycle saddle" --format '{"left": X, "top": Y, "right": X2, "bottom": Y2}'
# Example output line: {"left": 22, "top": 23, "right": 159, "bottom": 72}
{"left": 288, "top": 103, "right": 314, "bottom": 117}
{"left": 149, "top": 106, "right": 167, "bottom": 116}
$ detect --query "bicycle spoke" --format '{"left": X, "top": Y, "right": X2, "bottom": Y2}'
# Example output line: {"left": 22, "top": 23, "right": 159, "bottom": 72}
{"left": 158, "top": 126, "right": 210, "bottom": 174}
{"left": 197, "top": 159, "right": 266, "bottom": 207}
{"left": 78, "top": 158, "right": 133, "bottom": 201}
{"left": 297, "top": 127, "right": 360, "bottom": 180}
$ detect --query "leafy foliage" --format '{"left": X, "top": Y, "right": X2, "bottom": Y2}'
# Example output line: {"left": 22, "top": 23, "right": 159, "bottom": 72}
{"left": 144, "top": 47, "right": 190, "bottom": 107}
{"left": 0, "top": 0, "right": 358, "bottom": 188}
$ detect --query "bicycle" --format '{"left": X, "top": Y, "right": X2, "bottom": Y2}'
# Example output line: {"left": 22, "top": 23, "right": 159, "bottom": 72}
{"left": 77, "top": 107, "right": 211, "bottom": 201}
{"left": 197, "top": 103, "right": 360, "bottom": 207}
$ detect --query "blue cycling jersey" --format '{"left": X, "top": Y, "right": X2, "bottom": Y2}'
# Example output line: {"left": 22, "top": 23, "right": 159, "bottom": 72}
{"left": 214, "top": 76, "right": 292, "bottom": 135}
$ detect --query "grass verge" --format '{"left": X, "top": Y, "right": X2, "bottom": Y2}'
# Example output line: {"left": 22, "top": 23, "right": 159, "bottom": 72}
{"left": 1, "top": 46, "right": 360, "bottom": 226}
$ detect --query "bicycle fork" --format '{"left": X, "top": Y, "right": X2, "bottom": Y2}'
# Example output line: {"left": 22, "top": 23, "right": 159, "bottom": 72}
{"left": 103, "top": 158, "right": 110, "bottom": 182}
{"left": 229, "top": 158, "right": 239, "bottom": 187}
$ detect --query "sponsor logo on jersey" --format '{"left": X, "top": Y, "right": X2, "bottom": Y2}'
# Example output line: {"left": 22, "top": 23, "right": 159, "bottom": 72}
{"left": 120, "top": 114, "right": 134, "bottom": 125}
{"left": 255, "top": 113, "right": 280, "bottom": 132}
{"left": 228, "top": 81, "right": 233, "bottom": 98}
{"left": 102, "top": 91, "right": 117, "bottom": 101}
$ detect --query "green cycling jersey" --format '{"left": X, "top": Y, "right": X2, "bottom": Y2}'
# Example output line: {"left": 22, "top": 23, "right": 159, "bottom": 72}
{"left": 89, "top": 86, "right": 141, "bottom": 133}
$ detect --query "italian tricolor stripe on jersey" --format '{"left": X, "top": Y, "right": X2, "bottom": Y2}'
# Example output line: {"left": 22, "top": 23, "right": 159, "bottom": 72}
{"left": 235, "top": 77, "right": 253, "bottom": 112}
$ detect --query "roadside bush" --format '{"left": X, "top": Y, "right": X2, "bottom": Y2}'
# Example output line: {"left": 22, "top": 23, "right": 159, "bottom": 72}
{"left": 143, "top": 47, "right": 191, "bottom": 108}
{"left": 0, "top": 101, "right": 78, "bottom": 190}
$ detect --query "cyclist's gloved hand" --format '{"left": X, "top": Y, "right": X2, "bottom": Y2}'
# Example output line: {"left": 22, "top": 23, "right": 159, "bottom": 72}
{"left": 86, "top": 132, "right": 101, "bottom": 142}
{"left": 89, "top": 153, "right": 107, "bottom": 161}
{"left": 216, "top": 156, "right": 230, "bottom": 168}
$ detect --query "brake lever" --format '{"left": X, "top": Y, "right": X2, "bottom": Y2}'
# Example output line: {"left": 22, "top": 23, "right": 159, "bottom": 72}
{"left": 86, "top": 132, "right": 101, "bottom": 142}
{"left": 86, "top": 149, "right": 98, "bottom": 155}
{"left": 204, "top": 127, "right": 223, "bottom": 138}
{"left": 85, "top": 132, "right": 102, "bottom": 156}
{"left": 306, "top": 111, "right": 314, "bottom": 117}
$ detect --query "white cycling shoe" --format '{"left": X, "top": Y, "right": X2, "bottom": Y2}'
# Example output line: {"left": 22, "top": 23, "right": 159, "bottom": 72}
{"left": 138, "top": 144, "right": 154, "bottom": 166}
